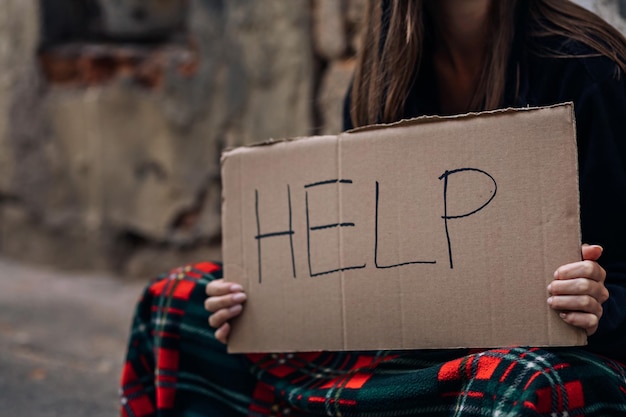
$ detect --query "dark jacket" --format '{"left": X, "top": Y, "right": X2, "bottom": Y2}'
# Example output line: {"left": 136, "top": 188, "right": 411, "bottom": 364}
{"left": 344, "top": 22, "right": 626, "bottom": 362}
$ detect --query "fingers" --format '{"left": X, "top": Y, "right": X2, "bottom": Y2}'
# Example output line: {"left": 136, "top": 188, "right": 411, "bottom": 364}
{"left": 554, "top": 260, "right": 606, "bottom": 283}
{"left": 204, "top": 279, "right": 247, "bottom": 344}
{"left": 204, "top": 291, "right": 247, "bottom": 313}
{"left": 548, "top": 278, "right": 609, "bottom": 304}
{"left": 548, "top": 293, "right": 604, "bottom": 336}
{"left": 214, "top": 323, "right": 231, "bottom": 344}
{"left": 547, "top": 294, "right": 603, "bottom": 318}
{"left": 208, "top": 302, "right": 243, "bottom": 329}
{"left": 557, "top": 311, "right": 600, "bottom": 336}
{"left": 581, "top": 244, "right": 603, "bottom": 262}
{"left": 206, "top": 279, "right": 244, "bottom": 296}
{"left": 549, "top": 245, "right": 608, "bottom": 337}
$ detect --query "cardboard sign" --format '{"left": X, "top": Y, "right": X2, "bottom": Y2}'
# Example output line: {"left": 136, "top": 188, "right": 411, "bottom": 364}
{"left": 221, "top": 103, "right": 586, "bottom": 353}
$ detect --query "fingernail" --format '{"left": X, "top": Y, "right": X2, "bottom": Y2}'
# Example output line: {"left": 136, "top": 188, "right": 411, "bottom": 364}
{"left": 232, "top": 292, "right": 247, "bottom": 302}
{"left": 229, "top": 304, "right": 242, "bottom": 313}
{"left": 553, "top": 270, "right": 559, "bottom": 279}
{"left": 230, "top": 284, "right": 244, "bottom": 292}
{"left": 547, "top": 297, "right": 553, "bottom": 305}
{"left": 559, "top": 312, "right": 567, "bottom": 319}
{"left": 547, "top": 283, "right": 552, "bottom": 292}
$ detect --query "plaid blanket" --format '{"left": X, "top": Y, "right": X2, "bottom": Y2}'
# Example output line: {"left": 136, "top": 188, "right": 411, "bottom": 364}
{"left": 120, "top": 262, "right": 626, "bottom": 417}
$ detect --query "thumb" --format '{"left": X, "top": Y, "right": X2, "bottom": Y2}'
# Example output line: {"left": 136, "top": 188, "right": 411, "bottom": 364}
{"left": 581, "top": 244, "right": 603, "bottom": 261}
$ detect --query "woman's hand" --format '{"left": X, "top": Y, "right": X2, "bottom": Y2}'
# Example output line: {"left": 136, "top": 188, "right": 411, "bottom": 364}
{"left": 205, "top": 279, "right": 247, "bottom": 344}
{"left": 547, "top": 244, "right": 609, "bottom": 336}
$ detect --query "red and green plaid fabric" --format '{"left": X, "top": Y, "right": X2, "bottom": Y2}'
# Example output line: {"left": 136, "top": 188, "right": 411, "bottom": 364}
{"left": 120, "top": 262, "right": 626, "bottom": 417}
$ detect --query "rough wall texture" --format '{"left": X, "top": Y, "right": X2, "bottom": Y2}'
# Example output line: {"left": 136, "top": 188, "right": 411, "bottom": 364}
{"left": 0, "top": 1, "right": 40, "bottom": 195}
{"left": 0, "top": 0, "right": 357, "bottom": 278}
{"left": 0, "top": 0, "right": 623, "bottom": 278}
{"left": 0, "top": 0, "right": 315, "bottom": 276}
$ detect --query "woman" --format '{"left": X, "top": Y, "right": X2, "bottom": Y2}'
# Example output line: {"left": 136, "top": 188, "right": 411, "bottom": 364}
{"left": 121, "top": 1, "right": 626, "bottom": 416}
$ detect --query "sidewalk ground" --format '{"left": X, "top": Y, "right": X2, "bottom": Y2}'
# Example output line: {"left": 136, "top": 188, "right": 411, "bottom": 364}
{"left": 0, "top": 257, "right": 146, "bottom": 416}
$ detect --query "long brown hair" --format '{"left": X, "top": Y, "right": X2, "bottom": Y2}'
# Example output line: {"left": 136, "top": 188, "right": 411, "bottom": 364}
{"left": 350, "top": 0, "right": 626, "bottom": 128}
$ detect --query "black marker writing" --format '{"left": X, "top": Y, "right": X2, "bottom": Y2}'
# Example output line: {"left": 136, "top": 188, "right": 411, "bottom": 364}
{"left": 255, "top": 186, "right": 296, "bottom": 283}
{"left": 374, "top": 181, "right": 437, "bottom": 269}
{"left": 439, "top": 168, "right": 497, "bottom": 269}
{"left": 305, "top": 179, "right": 366, "bottom": 277}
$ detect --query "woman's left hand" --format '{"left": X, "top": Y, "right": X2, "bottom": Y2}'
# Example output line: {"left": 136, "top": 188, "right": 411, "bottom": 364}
{"left": 547, "top": 244, "right": 609, "bottom": 336}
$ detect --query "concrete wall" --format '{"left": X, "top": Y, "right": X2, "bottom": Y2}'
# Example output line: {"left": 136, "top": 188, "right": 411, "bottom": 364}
{"left": 0, "top": 0, "right": 361, "bottom": 278}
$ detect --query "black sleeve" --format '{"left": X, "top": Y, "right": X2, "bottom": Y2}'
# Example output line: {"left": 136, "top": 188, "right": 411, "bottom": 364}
{"left": 575, "top": 75, "right": 626, "bottom": 361}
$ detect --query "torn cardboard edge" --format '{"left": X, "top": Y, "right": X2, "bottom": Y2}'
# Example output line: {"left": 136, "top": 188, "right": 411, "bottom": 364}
{"left": 221, "top": 102, "right": 586, "bottom": 353}
{"left": 220, "top": 103, "right": 576, "bottom": 156}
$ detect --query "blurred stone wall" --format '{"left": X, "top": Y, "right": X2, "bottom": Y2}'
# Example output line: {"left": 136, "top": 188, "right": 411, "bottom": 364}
{"left": 0, "top": 0, "right": 623, "bottom": 278}
{"left": 0, "top": 0, "right": 361, "bottom": 278}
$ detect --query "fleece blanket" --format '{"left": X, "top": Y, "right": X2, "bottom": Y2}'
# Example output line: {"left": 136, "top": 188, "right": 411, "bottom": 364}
{"left": 120, "top": 262, "right": 626, "bottom": 417}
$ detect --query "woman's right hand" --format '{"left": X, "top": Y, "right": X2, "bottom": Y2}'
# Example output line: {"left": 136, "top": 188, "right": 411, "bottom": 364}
{"left": 205, "top": 279, "right": 247, "bottom": 344}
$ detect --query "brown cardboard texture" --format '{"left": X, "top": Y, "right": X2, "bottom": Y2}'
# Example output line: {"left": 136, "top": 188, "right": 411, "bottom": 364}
{"left": 221, "top": 103, "right": 586, "bottom": 353}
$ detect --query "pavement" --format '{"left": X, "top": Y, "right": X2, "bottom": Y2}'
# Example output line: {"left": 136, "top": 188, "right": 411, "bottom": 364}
{"left": 0, "top": 257, "right": 146, "bottom": 417}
